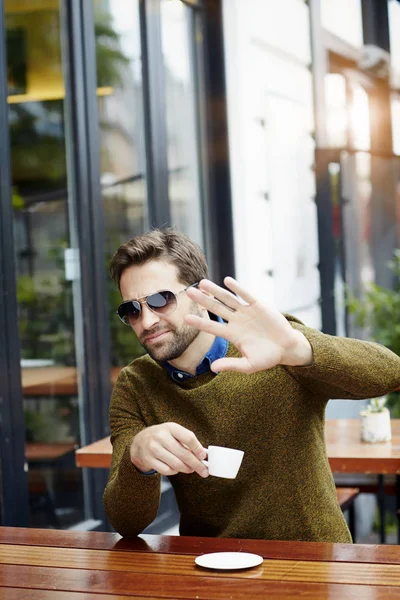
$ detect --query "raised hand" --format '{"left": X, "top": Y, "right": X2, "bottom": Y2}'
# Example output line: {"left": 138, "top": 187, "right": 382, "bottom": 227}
{"left": 185, "top": 277, "right": 313, "bottom": 374}
{"left": 130, "top": 422, "right": 209, "bottom": 478}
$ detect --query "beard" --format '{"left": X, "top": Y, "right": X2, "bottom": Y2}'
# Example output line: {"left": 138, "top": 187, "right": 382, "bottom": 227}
{"left": 140, "top": 301, "right": 203, "bottom": 362}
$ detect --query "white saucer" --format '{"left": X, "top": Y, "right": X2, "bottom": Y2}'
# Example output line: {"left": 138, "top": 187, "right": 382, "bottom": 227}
{"left": 194, "top": 551, "right": 263, "bottom": 570}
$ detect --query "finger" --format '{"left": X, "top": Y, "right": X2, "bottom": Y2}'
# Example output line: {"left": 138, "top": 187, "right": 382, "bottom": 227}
{"left": 196, "top": 279, "right": 243, "bottom": 311}
{"left": 172, "top": 441, "right": 210, "bottom": 477}
{"left": 162, "top": 436, "right": 202, "bottom": 468}
{"left": 210, "top": 356, "right": 254, "bottom": 374}
{"left": 167, "top": 424, "right": 209, "bottom": 477}
{"left": 150, "top": 458, "right": 179, "bottom": 477}
{"left": 185, "top": 286, "right": 235, "bottom": 321}
{"left": 153, "top": 444, "right": 196, "bottom": 473}
{"left": 168, "top": 423, "right": 207, "bottom": 460}
{"left": 178, "top": 452, "right": 209, "bottom": 478}
{"left": 158, "top": 447, "right": 208, "bottom": 478}
{"left": 184, "top": 314, "right": 230, "bottom": 338}
{"left": 223, "top": 277, "right": 257, "bottom": 306}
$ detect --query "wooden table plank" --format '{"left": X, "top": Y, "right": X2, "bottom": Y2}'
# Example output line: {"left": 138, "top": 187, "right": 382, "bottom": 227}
{"left": 26, "top": 443, "right": 77, "bottom": 462}
{"left": 22, "top": 367, "right": 121, "bottom": 397}
{"left": 0, "top": 528, "right": 124, "bottom": 552}
{"left": 326, "top": 420, "right": 400, "bottom": 474}
{"left": 1, "top": 545, "right": 400, "bottom": 587}
{"left": 1, "top": 590, "right": 173, "bottom": 600}
{"left": 75, "top": 437, "right": 112, "bottom": 468}
{"left": 2, "top": 529, "right": 400, "bottom": 565}
{"left": 139, "top": 535, "right": 400, "bottom": 564}
{"left": 1, "top": 529, "right": 400, "bottom": 565}
{"left": 22, "top": 367, "right": 79, "bottom": 397}
{"left": 1, "top": 564, "right": 400, "bottom": 600}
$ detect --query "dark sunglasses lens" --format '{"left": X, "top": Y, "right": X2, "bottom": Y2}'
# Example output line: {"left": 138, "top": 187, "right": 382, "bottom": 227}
{"left": 118, "top": 301, "right": 140, "bottom": 324}
{"left": 147, "top": 291, "right": 177, "bottom": 314}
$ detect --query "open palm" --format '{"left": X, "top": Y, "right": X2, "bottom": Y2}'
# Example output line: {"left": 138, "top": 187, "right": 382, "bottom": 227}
{"left": 185, "top": 277, "right": 312, "bottom": 374}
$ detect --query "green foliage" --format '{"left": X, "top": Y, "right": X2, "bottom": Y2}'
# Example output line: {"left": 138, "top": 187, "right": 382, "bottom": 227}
{"left": 373, "top": 505, "right": 398, "bottom": 536}
{"left": 12, "top": 187, "right": 24, "bottom": 209}
{"left": 95, "top": 17, "right": 131, "bottom": 88}
{"left": 8, "top": 10, "right": 130, "bottom": 185}
{"left": 17, "top": 240, "right": 75, "bottom": 364}
{"left": 364, "top": 397, "right": 388, "bottom": 414}
{"left": 17, "top": 238, "right": 145, "bottom": 368}
{"left": 347, "top": 250, "right": 400, "bottom": 416}
{"left": 24, "top": 409, "right": 55, "bottom": 443}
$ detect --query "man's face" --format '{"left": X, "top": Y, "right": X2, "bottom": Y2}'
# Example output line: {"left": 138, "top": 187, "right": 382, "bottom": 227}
{"left": 119, "top": 260, "right": 204, "bottom": 362}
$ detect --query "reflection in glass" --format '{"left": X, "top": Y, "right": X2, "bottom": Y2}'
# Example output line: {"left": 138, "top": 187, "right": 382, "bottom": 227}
{"left": 6, "top": 0, "right": 83, "bottom": 528}
{"left": 93, "top": 0, "right": 148, "bottom": 367}
{"left": 340, "top": 152, "right": 400, "bottom": 338}
{"left": 325, "top": 74, "right": 347, "bottom": 148}
{"left": 161, "top": 0, "right": 204, "bottom": 246}
{"left": 349, "top": 84, "right": 370, "bottom": 152}
{"left": 392, "top": 94, "right": 400, "bottom": 156}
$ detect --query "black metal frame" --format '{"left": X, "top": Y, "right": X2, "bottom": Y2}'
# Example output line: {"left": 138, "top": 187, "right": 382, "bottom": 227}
{"left": 201, "top": 0, "right": 235, "bottom": 284}
{"left": 362, "top": 0, "right": 390, "bottom": 52}
{"left": 0, "top": 0, "right": 30, "bottom": 526}
{"left": 140, "top": 0, "right": 170, "bottom": 227}
{"left": 314, "top": 149, "right": 341, "bottom": 335}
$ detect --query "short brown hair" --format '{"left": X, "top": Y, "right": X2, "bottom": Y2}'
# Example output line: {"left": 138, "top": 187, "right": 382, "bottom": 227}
{"left": 110, "top": 228, "right": 209, "bottom": 288}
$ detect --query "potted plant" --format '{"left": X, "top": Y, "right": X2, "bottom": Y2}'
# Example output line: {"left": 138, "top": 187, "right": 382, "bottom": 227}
{"left": 347, "top": 249, "right": 400, "bottom": 417}
{"left": 360, "top": 397, "right": 392, "bottom": 443}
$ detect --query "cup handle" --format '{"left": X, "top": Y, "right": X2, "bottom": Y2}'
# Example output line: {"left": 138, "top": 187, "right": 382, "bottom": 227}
{"left": 201, "top": 459, "right": 208, "bottom": 467}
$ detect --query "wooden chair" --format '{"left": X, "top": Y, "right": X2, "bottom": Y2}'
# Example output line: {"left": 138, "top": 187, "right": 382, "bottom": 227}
{"left": 336, "top": 487, "right": 360, "bottom": 541}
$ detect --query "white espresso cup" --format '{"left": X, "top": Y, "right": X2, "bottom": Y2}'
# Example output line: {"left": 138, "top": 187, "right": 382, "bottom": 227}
{"left": 202, "top": 445, "right": 244, "bottom": 479}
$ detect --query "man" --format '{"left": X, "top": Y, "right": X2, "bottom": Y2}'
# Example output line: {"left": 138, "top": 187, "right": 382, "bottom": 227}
{"left": 103, "top": 228, "right": 400, "bottom": 542}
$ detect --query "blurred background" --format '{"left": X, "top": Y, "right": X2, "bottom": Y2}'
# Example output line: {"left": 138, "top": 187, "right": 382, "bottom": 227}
{"left": 0, "top": 0, "right": 399, "bottom": 541}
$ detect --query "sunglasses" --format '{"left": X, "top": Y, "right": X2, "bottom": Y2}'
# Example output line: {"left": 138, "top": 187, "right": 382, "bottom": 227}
{"left": 117, "top": 283, "right": 199, "bottom": 325}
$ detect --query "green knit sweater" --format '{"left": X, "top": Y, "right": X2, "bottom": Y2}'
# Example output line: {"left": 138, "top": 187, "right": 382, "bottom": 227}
{"left": 103, "top": 317, "right": 400, "bottom": 542}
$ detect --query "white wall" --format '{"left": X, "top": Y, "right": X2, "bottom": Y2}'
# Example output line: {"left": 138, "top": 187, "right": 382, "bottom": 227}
{"left": 321, "top": 0, "right": 363, "bottom": 47}
{"left": 389, "top": 0, "right": 400, "bottom": 72}
{"left": 222, "top": 0, "right": 321, "bottom": 329}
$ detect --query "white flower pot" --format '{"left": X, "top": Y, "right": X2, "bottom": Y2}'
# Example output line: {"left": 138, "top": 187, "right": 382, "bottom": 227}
{"left": 360, "top": 407, "right": 392, "bottom": 443}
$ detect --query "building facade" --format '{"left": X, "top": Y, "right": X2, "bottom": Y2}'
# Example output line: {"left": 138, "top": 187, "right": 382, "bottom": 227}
{"left": 0, "top": 0, "right": 399, "bottom": 532}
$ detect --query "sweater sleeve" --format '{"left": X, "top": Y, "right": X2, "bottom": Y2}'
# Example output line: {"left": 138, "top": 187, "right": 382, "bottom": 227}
{"left": 286, "top": 321, "right": 400, "bottom": 400}
{"left": 103, "top": 368, "right": 161, "bottom": 537}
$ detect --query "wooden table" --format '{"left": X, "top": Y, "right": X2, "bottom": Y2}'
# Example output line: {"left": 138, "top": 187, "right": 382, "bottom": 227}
{"left": 22, "top": 366, "right": 121, "bottom": 397}
{"left": 75, "top": 435, "right": 112, "bottom": 468}
{"left": 26, "top": 442, "right": 77, "bottom": 463}
{"left": 325, "top": 419, "right": 400, "bottom": 543}
{"left": 325, "top": 419, "right": 400, "bottom": 475}
{"left": 75, "top": 419, "right": 400, "bottom": 471}
{"left": 1, "top": 527, "right": 400, "bottom": 599}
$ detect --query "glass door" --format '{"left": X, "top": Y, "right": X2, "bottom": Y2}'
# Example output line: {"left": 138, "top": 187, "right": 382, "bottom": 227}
{"left": 320, "top": 66, "right": 400, "bottom": 339}
{"left": 5, "top": 0, "right": 86, "bottom": 528}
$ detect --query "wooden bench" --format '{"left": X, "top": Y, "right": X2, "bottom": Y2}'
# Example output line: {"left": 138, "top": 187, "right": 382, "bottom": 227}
{"left": 336, "top": 487, "right": 360, "bottom": 541}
